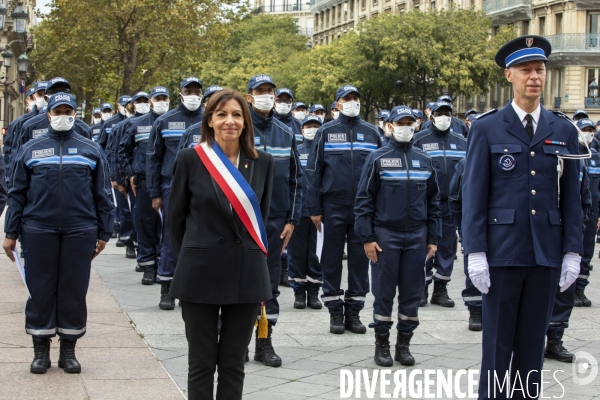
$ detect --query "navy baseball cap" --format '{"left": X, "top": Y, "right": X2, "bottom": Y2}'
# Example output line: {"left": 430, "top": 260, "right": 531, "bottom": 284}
{"left": 495, "top": 35, "right": 551, "bottom": 69}
{"left": 310, "top": 104, "right": 326, "bottom": 113}
{"left": 118, "top": 95, "right": 132, "bottom": 106}
{"left": 331, "top": 101, "right": 337, "bottom": 110}
{"left": 247, "top": 75, "right": 276, "bottom": 92}
{"left": 431, "top": 101, "right": 453, "bottom": 113}
{"left": 180, "top": 77, "right": 202, "bottom": 89}
{"left": 437, "top": 95, "right": 453, "bottom": 103}
{"left": 276, "top": 88, "right": 293, "bottom": 98}
{"left": 34, "top": 81, "right": 48, "bottom": 92}
{"left": 47, "top": 92, "right": 76, "bottom": 110}
{"left": 26, "top": 88, "right": 35, "bottom": 97}
{"left": 101, "top": 103, "right": 113, "bottom": 111}
{"left": 467, "top": 113, "right": 481, "bottom": 122}
{"left": 597, "top": 120, "right": 600, "bottom": 126}
{"left": 301, "top": 115, "right": 323, "bottom": 127}
{"left": 92, "top": 108, "right": 101, "bottom": 115}
{"left": 46, "top": 77, "right": 71, "bottom": 93}
{"left": 577, "top": 119, "right": 596, "bottom": 130}
{"left": 335, "top": 85, "right": 359, "bottom": 101}
{"left": 465, "top": 109, "right": 477, "bottom": 117}
{"left": 412, "top": 109, "right": 424, "bottom": 119}
{"left": 293, "top": 102, "right": 307, "bottom": 110}
{"left": 151, "top": 86, "right": 170, "bottom": 98}
{"left": 425, "top": 102, "right": 435, "bottom": 110}
{"left": 204, "top": 85, "right": 223, "bottom": 99}
{"left": 573, "top": 109, "right": 589, "bottom": 119}
{"left": 389, "top": 106, "right": 415, "bottom": 123}
{"left": 132, "top": 91, "right": 151, "bottom": 102}
{"left": 378, "top": 110, "right": 390, "bottom": 119}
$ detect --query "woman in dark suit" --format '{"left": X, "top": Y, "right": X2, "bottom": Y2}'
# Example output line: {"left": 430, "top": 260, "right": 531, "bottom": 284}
{"left": 168, "top": 89, "right": 273, "bottom": 400}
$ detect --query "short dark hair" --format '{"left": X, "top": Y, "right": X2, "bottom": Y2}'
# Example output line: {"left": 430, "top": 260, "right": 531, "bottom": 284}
{"left": 200, "top": 89, "right": 258, "bottom": 159}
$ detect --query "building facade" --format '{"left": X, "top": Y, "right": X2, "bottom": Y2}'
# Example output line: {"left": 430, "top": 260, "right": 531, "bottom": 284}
{"left": 254, "top": 0, "right": 315, "bottom": 37}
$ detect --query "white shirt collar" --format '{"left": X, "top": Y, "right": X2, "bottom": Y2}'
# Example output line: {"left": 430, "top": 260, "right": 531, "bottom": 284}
{"left": 511, "top": 100, "right": 541, "bottom": 125}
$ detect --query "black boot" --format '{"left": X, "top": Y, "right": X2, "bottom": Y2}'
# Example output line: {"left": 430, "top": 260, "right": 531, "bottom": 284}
{"left": 395, "top": 331, "right": 415, "bottom": 366}
{"left": 280, "top": 259, "right": 291, "bottom": 287}
{"left": 159, "top": 281, "right": 175, "bottom": 310}
{"left": 294, "top": 292, "right": 306, "bottom": 309}
{"left": 374, "top": 332, "right": 393, "bottom": 367}
{"left": 576, "top": 289, "right": 592, "bottom": 307}
{"left": 135, "top": 265, "right": 144, "bottom": 272}
{"left": 141, "top": 267, "right": 156, "bottom": 285}
{"left": 574, "top": 292, "right": 583, "bottom": 307}
{"left": 254, "top": 325, "right": 282, "bottom": 367}
{"left": 116, "top": 239, "right": 125, "bottom": 247}
{"left": 58, "top": 338, "right": 81, "bottom": 373}
{"left": 420, "top": 287, "right": 428, "bottom": 307}
{"left": 468, "top": 309, "right": 482, "bottom": 331}
{"left": 430, "top": 281, "right": 455, "bottom": 307}
{"left": 330, "top": 314, "right": 345, "bottom": 334}
{"left": 126, "top": 244, "right": 137, "bottom": 259}
{"left": 345, "top": 314, "right": 367, "bottom": 334}
{"left": 544, "top": 338, "right": 574, "bottom": 363}
{"left": 111, "top": 226, "right": 118, "bottom": 239}
{"left": 307, "top": 289, "right": 322, "bottom": 309}
{"left": 30, "top": 337, "right": 51, "bottom": 374}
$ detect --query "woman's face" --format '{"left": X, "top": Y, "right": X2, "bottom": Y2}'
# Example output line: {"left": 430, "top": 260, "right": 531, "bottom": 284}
{"left": 209, "top": 99, "right": 245, "bottom": 143}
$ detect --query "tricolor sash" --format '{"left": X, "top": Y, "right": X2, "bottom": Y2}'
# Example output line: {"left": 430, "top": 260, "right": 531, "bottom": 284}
{"left": 195, "top": 142, "right": 268, "bottom": 255}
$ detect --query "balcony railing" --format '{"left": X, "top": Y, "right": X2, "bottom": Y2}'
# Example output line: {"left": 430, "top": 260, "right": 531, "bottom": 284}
{"left": 262, "top": 3, "right": 313, "bottom": 13}
{"left": 483, "top": 0, "right": 531, "bottom": 14}
{"left": 546, "top": 33, "right": 600, "bottom": 52}
{"left": 584, "top": 98, "right": 600, "bottom": 109}
{"left": 483, "top": 0, "right": 531, "bottom": 24}
{"left": 298, "top": 27, "right": 314, "bottom": 36}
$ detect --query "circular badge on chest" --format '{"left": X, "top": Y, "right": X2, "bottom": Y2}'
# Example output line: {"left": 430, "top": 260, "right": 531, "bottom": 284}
{"left": 499, "top": 154, "right": 516, "bottom": 171}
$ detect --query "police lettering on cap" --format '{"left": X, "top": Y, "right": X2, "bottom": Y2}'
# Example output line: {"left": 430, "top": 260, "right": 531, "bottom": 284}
{"left": 573, "top": 109, "right": 589, "bottom": 119}
{"left": 151, "top": 86, "right": 170, "bottom": 98}
{"left": 46, "top": 77, "right": 71, "bottom": 92}
{"left": 132, "top": 91, "right": 151, "bottom": 102}
{"left": 247, "top": 75, "right": 276, "bottom": 92}
{"left": 465, "top": 109, "right": 477, "bottom": 117}
{"left": 26, "top": 88, "right": 35, "bottom": 97}
{"left": 437, "top": 95, "right": 453, "bottom": 103}
{"left": 389, "top": 106, "right": 416, "bottom": 123}
{"left": 335, "top": 85, "right": 360, "bottom": 101}
{"left": 301, "top": 115, "right": 323, "bottom": 127}
{"left": 310, "top": 104, "right": 326, "bottom": 113}
{"left": 576, "top": 118, "right": 595, "bottom": 130}
{"left": 412, "top": 109, "right": 424, "bottom": 120}
{"left": 431, "top": 101, "right": 453, "bottom": 113}
{"left": 203, "top": 85, "right": 223, "bottom": 99}
{"left": 118, "top": 95, "right": 132, "bottom": 106}
{"left": 101, "top": 103, "right": 113, "bottom": 111}
{"left": 34, "top": 81, "right": 48, "bottom": 92}
{"left": 47, "top": 92, "right": 77, "bottom": 110}
{"left": 378, "top": 110, "right": 390, "bottom": 119}
{"left": 495, "top": 35, "right": 551, "bottom": 69}
{"left": 180, "top": 77, "right": 203, "bottom": 89}
{"left": 276, "top": 88, "right": 293, "bottom": 98}
{"left": 92, "top": 108, "right": 101, "bottom": 115}
{"left": 293, "top": 102, "right": 307, "bottom": 110}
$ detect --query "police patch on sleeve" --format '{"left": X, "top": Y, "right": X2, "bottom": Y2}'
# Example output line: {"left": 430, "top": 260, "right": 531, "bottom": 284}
{"left": 32, "top": 148, "right": 55, "bottom": 158}
{"left": 499, "top": 154, "right": 516, "bottom": 171}
{"left": 328, "top": 133, "right": 347, "bottom": 142}
{"left": 381, "top": 158, "right": 402, "bottom": 168}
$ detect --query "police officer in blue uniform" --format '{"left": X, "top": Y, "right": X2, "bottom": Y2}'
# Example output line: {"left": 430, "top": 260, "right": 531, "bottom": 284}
{"left": 463, "top": 36, "right": 583, "bottom": 399}
{"left": 411, "top": 109, "right": 424, "bottom": 133}
{"left": 90, "top": 108, "right": 102, "bottom": 141}
{"left": 274, "top": 88, "right": 302, "bottom": 142}
{"left": 413, "top": 101, "right": 466, "bottom": 307}
{"left": 355, "top": 106, "right": 441, "bottom": 367}
{"left": 377, "top": 110, "right": 390, "bottom": 140}
{"left": 177, "top": 85, "right": 222, "bottom": 151}
{"left": 3, "top": 93, "right": 114, "bottom": 375}
{"left": 288, "top": 116, "right": 323, "bottom": 310}
{"left": 305, "top": 84, "right": 381, "bottom": 335}
{"left": 246, "top": 74, "right": 302, "bottom": 367}
{"left": 147, "top": 77, "right": 204, "bottom": 286}
{"left": 309, "top": 103, "right": 326, "bottom": 122}
{"left": 292, "top": 101, "right": 307, "bottom": 123}
{"left": 330, "top": 101, "right": 339, "bottom": 121}
{"left": 420, "top": 96, "right": 469, "bottom": 138}
{"left": 4, "top": 86, "right": 39, "bottom": 167}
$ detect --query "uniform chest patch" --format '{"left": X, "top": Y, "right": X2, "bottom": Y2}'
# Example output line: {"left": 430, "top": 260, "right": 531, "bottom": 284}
{"left": 68, "top": 148, "right": 78, "bottom": 155}
{"left": 499, "top": 154, "right": 516, "bottom": 171}
{"left": 137, "top": 125, "right": 151, "bottom": 133}
{"left": 328, "top": 133, "right": 347, "bottom": 142}
{"left": 422, "top": 143, "right": 439, "bottom": 151}
{"left": 450, "top": 143, "right": 457, "bottom": 150}
{"left": 168, "top": 122, "right": 185, "bottom": 130}
{"left": 381, "top": 158, "right": 402, "bottom": 168}
{"left": 591, "top": 160, "right": 597, "bottom": 167}
{"left": 412, "top": 160, "right": 421, "bottom": 168}
{"left": 92, "top": 129, "right": 100, "bottom": 134}
{"left": 255, "top": 136, "right": 261, "bottom": 145}
{"left": 193, "top": 135, "right": 201, "bottom": 143}
{"left": 32, "top": 148, "right": 54, "bottom": 158}
{"left": 32, "top": 129, "right": 47, "bottom": 138}
{"left": 299, "top": 154, "right": 308, "bottom": 160}
{"left": 357, "top": 133, "right": 364, "bottom": 141}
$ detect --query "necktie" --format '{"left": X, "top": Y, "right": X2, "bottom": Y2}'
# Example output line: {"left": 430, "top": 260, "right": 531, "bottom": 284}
{"left": 525, "top": 114, "right": 534, "bottom": 140}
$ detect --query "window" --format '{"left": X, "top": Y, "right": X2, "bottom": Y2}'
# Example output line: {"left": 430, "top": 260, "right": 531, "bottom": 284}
{"left": 361, "top": 0, "right": 366, "bottom": 9}
{"left": 588, "top": 68, "right": 600, "bottom": 90}
{"left": 373, "top": 0, "right": 378, "bottom": 6}
{"left": 431, "top": 0, "right": 435, "bottom": 10}
{"left": 555, "top": 13, "right": 562, "bottom": 34}
{"left": 539, "top": 17, "right": 545, "bottom": 36}
{"left": 522, "top": 20, "right": 529, "bottom": 35}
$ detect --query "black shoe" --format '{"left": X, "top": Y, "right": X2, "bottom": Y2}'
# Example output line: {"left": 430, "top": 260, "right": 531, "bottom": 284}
{"left": 254, "top": 325, "right": 282, "bottom": 367}
{"left": 345, "top": 315, "right": 367, "bottom": 334}
{"left": 135, "top": 265, "right": 144, "bottom": 272}
{"left": 159, "top": 281, "right": 175, "bottom": 310}
{"left": 420, "top": 288, "right": 428, "bottom": 307}
{"left": 574, "top": 293, "right": 583, "bottom": 307}
{"left": 294, "top": 292, "right": 306, "bottom": 309}
{"left": 576, "top": 289, "right": 592, "bottom": 307}
{"left": 116, "top": 240, "right": 125, "bottom": 248}
{"left": 330, "top": 314, "right": 345, "bottom": 334}
{"left": 307, "top": 289, "right": 322, "bottom": 309}
{"left": 544, "top": 338, "right": 574, "bottom": 363}
{"left": 374, "top": 332, "right": 393, "bottom": 367}
{"left": 30, "top": 337, "right": 51, "bottom": 374}
{"left": 142, "top": 268, "right": 156, "bottom": 285}
{"left": 126, "top": 245, "right": 137, "bottom": 259}
{"left": 58, "top": 339, "right": 81, "bottom": 373}
{"left": 395, "top": 331, "right": 415, "bottom": 366}
{"left": 430, "top": 281, "right": 455, "bottom": 307}
{"left": 111, "top": 227, "right": 118, "bottom": 239}
{"left": 468, "top": 309, "right": 482, "bottom": 331}
{"left": 280, "top": 261, "right": 291, "bottom": 287}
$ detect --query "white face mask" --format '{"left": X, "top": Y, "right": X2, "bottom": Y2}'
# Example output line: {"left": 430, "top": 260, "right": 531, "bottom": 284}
{"left": 135, "top": 103, "right": 150, "bottom": 114}
{"left": 181, "top": 95, "right": 203, "bottom": 111}
{"left": 384, "top": 124, "right": 393, "bottom": 138}
{"left": 152, "top": 100, "right": 170, "bottom": 115}
{"left": 93, "top": 117, "right": 101, "bottom": 124}
{"left": 49, "top": 114, "right": 75, "bottom": 131}
{"left": 316, "top": 116, "right": 324, "bottom": 123}
{"left": 580, "top": 131, "right": 595, "bottom": 146}
{"left": 251, "top": 95, "right": 274, "bottom": 112}
{"left": 433, "top": 115, "right": 452, "bottom": 131}
{"left": 339, "top": 100, "right": 360, "bottom": 118}
{"left": 303, "top": 127, "right": 318, "bottom": 141}
{"left": 378, "top": 121, "right": 384, "bottom": 129}
{"left": 294, "top": 111, "right": 306, "bottom": 121}
{"left": 35, "top": 96, "right": 47, "bottom": 109}
{"left": 101, "top": 112, "right": 112, "bottom": 121}
{"left": 119, "top": 105, "right": 128, "bottom": 116}
{"left": 392, "top": 125, "right": 415, "bottom": 142}
{"left": 332, "top": 111, "right": 339, "bottom": 120}
{"left": 275, "top": 103, "right": 292, "bottom": 115}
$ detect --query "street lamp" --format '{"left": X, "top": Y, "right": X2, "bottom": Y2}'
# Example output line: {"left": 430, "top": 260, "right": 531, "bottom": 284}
{"left": 589, "top": 79, "right": 600, "bottom": 106}
{"left": 2, "top": 48, "right": 13, "bottom": 69}
{"left": 0, "top": 2, "right": 7, "bottom": 31}
{"left": 395, "top": 80, "right": 404, "bottom": 92}
{"left": 305, "top": 41, "right": 313, "bottom": 50}
{"left": 17, "top": 53, "right": 29, "bottom": 76}
{"left": 11, "top": 2, "right": 29, "bottom": 34}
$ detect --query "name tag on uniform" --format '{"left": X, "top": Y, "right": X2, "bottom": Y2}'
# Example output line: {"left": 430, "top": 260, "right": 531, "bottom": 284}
{"left": 32, "top": 148, "right": 54, "bottom": 158}
{"left": 381, "top": 158, "right": 402, "bottom": 168}
{"left": 137, "top": 126, "right": 151, "bottom": 134}
{"left": 357, "top": 133, "right": 364, "bottom": 141}
{"left": 328, "top": 133, "right": 346, "bottom": 142}
{"left": 68, "top": 148, "right": 78, "bottom": 155}
{"left": 32, "top": 129, "right": 47, "bottom": 138}
{"left": 412, "top": 160, "right": 421, "bottom": 168}
{"left": 450, "top": 144, "right": 457, "bottom": 150}
{"left": 299, "top": 154, "right": 308, "bottom": 160}
{"left": 168, "top": 122, "right": 185, "bottom": 130}
{"left": 254, "top": 136, "right": 261, "bottom": 145}
{"left": 422, "top": 143, "right": 439, "bottom": 151}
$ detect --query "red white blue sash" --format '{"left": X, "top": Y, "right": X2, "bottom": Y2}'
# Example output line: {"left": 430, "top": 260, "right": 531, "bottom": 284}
{"left": 195, "top": 142, "right": 268, "bottom": 255}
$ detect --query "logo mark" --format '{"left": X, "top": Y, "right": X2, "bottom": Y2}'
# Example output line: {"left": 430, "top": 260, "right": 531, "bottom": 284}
{"left": 499, "top": 154, "right": 516, "bottom": 171}
{"left": 526, "top": 37, "right": 534, "bottom": 47}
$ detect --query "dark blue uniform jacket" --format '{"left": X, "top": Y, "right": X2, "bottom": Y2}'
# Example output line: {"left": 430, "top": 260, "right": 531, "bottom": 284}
{"left": 177, "top": 122, "right": 202, "bottom": 151}
{"left": 274, "top": 111, "right": 303, "bottom": 144}
{"left": 119, "top": 111, "right": 161, "bottom": 179}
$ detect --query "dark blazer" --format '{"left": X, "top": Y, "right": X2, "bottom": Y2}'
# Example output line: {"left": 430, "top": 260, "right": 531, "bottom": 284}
{"left": 168, "top": 144, "right": 274, "bottom": 304}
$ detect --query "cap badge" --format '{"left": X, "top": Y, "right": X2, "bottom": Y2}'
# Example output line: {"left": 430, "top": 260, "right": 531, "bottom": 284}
{"left": 525, "top": 37, "right": 533, "bottom": 47}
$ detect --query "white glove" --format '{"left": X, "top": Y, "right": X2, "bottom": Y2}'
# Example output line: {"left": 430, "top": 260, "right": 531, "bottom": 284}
{"left": 468, "top": 252, "right": 491, "bottom": 294}
{"left": 559, "top": 252, "right": 581, "bottom": 292}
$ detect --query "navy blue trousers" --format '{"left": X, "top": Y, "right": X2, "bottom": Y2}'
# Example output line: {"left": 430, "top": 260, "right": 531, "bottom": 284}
{"left": 370, "top": 226, "right": 426, "bottom": 334}
{"left": 426, "top": 200, "right": 456, "bottom": 285}
{"left": 577, "top": 205, "right": 597, "bottom": 290}
{"left": 22, "top": 225, "right": 97, "bottom": 340}
{"left": 116, "top": 189, "right": 134, "bottom": 245}
{"left": 158, "top": 183, "right": 178, "bottom": 281}
{"left": 287, "top": 216, "right": 322, "bottom": 292}
{"left": 134, "top": 178, "right": 161, "bottom": 271}
{"left": 320, "top": 202, "right": 369, "bottom": 316}
{"left": 478, "top": 266, "right": 560, "bottom": 400}
{"left": 547, "top": 282, "right": 576, "bottom": 340}
{"left": 462, "top": 253, "right": 482, "bottom": 311}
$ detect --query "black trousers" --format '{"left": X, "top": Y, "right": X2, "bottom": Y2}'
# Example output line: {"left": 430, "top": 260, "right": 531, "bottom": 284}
{"left": 180, "top": 301, "right": 260, "bottom": 400}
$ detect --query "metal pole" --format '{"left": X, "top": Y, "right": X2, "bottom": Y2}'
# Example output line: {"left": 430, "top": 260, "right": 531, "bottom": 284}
{"left": 3, "top": 84, "right": 8, "bottom": 129}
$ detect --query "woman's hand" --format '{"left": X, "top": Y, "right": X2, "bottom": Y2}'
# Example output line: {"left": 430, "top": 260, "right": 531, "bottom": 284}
{"left": 3, "top": 238, "right": 17, "bottom": 262}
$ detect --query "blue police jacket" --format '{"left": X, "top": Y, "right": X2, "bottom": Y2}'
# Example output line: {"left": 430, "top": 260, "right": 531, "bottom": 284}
{"left": 4, "top": 106, "right": 39, "bottom": 165}
{"left": 107, "top": 113, "right": 146, "bottom": 182}
{"left": 97, "top": 113, "right": 127, "bottom": 151}
{"left": 251, "top": 107, "right": 302, "bottom": 223}
{"left": 584, "top": 146, "right": 600, "bottom": 206}
{"left": 119, "top": 111, "right": 161, "bottom": 179}
{"left": 421, "top": 117, "right": 468, "bottom": 137}
{"left": 274, "top": 111, "right": 303, "bottom": 144}
{"left": 15, "top": 113, "right": 92, "bottom": 152}
{"left": 448, "top": 158, "right": 465, "bottom": 215}
{"left": 580, "top": 164, "right": 592, "bottom": 226}
{"left": 177, "top": 122, "right": 202, "bottom": 151}
{"left": 5, "top": 126, "right": 114, "bottom": 241}
{"left": 304, "top": 113, "right": 381, "bottom": 215}
{"left": 90, "top": 122, "right": 102, "bottom": 142}
{"left": 354, "top": 137, "right": 441, "bottom": 245}
{"left": 297, "top": 138, "right": 313, "bottom": 217}
{"left": 462, "top": 105, "right": 583, "bottom": 268}
{"left": 412, "top": 125, "right": 467, "bottom": 200}
{"left": 146, "top": 103, "right": 203, "bottom": 198}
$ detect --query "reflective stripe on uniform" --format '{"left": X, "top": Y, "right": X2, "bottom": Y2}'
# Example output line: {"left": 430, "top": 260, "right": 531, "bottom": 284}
{"left": 398, "top": 313, "right": 419, "bottom": 322}
{"left": 322, "top": 295, "right": 342, "bottom": 302}
{"left": 57, "top": 326, "right": 86, "bottom": 335}
{"left": 291, "top": 277, "right": 308, "bottom": 282}
{"left": 433, "top": 273, "right": 451, "bottom": 280}
{"left": 138, "top": 260, "right": 155, "bottom": 266}
{"left": 306, "top": 276, "right": 323, "bottom": 284}
{"left": 578, "top": 275, "right": 589, "bottom": 280}
{"left": 374, "top": 314, "right": 392, "bottom": 322}
{"left": 258, "top": 314, "right": 279, "bottom": 320}
{"left": 157, "top": 275, "right": 173, "bottom": 281}
{"left": 462, "top": 296, "right": 482, "bottom": 302}
{"left": 26, "top": 327, "right": 56, "bottom": 335}
{"left": 345, "top": 296, "right": 366, "bottom": 301}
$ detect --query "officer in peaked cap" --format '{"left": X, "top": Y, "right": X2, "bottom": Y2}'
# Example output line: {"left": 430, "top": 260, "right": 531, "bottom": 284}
{"left": 463, "top": 35, "right": 582, "bottom": 399}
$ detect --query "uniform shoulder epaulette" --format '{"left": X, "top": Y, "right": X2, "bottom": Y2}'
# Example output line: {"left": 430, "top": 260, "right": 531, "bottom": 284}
{"left": 551, "top": 110, "right": 574, "bottom": 122}
{"left": 474, "top": 109, "right": 497, "bottom": 119}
